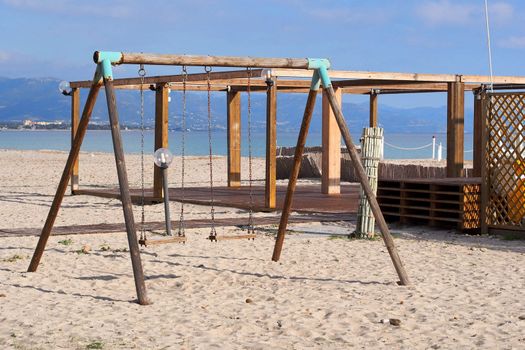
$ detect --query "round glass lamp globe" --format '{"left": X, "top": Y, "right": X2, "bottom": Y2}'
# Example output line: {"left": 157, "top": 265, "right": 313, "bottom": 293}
{"left": 154, "top": 148, "right": 174, "bottom": 168}
{"left": 58, "top": 81, "right": 72, "bottom": 95}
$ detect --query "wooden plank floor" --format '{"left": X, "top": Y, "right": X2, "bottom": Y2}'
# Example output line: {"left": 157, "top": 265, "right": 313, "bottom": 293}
{"left": 75, "top": 184, "right": 361, "bottom": 214}
{"left": 0, "top": 213, "right": 355, "bottom": 238}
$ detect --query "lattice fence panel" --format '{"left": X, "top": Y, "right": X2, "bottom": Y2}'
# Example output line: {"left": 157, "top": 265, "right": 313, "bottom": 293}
{"left": 484, "top": 93, "right": 525, "bottom": 229}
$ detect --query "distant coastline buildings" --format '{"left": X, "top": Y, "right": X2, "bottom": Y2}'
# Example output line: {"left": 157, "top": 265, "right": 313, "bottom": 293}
{"left": 23, "top": 119, "right": 64, "bottom": 127}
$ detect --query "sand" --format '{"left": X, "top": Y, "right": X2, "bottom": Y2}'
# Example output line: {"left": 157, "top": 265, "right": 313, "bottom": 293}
{"left": 1, "top": 149, "right": 524, "bottom": 349}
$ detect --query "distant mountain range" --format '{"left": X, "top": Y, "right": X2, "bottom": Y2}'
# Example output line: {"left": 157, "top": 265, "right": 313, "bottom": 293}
{"left": 0, "top": 77, "right": 473, "bottom": 133}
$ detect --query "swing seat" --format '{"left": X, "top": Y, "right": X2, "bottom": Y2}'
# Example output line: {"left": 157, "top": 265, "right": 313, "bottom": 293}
{"left": 208, "top": 234, "right": 256, "bottom": 242}
{"left": 139, "top": 236, "right": 187, "bottom": 247}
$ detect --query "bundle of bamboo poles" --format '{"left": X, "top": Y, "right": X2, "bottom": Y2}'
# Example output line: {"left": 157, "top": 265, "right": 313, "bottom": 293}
{"left": 356, "top": 127, "right": 384, "bottom": 238}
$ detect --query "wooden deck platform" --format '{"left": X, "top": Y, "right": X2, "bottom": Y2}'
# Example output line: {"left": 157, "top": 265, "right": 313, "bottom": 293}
{"left": 75, "top": 184, "right": 361, "bottom": 214}
{"left": 377, "top": 177, "right": 481, "bottom": 232}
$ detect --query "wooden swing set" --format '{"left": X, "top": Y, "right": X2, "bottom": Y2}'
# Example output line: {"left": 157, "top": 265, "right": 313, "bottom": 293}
{"left": 27, "top": 51, "right": 409, "bottom": 305}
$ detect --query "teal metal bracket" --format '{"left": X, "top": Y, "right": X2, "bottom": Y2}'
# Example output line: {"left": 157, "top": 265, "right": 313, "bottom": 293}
{"left": 93, "top": 51, "right": 123, "bottom": 80}
{"left": 307, "top": 58, "right": 331, "bottom": 70}
{"left": 317, "top": 65, "right": 331, "bottom": 89}
{"left": 93, "top": 51, "right": 123, "bottom": 65}
{"left": 100, "top": 59, "right": 114, "bottom": 80}
{"left": 310, "top": 70, "right": 321, "bottom": 91}
{"left": 93, "top": 64, "right": 103, "bottom": 84}
{"left": 307, "top": 58, "right": 331, "bottom": 89}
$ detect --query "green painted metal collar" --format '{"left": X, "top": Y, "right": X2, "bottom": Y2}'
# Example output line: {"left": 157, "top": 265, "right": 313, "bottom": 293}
{"left": 100, "top": 60, "right": 114, "bottom": 80}
{"left": 93, "top": 51, "right": 123, "bottom": 80}
{"left": 93, "top": 51, "right": 123, "bottom": 64}
{"left": 310, "top": 70, "right": 321, "bottom": 91}
{"left": 317, "top": 65, "right": 332, "bottom": 88}
{"left": 93, "top": 64, "right": 103, "bottom": 84}
{"left": 307, "top": 58, "right": 331, "bottom": 70}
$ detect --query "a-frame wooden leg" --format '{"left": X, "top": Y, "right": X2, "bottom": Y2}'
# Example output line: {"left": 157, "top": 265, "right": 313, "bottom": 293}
{"left": 323, "top": 85, "right": 410, "bottom": 286}
{"left": 272, "top": 87, "right": 318, "bottom": 261}
{"left": 265, "top": 79, "right": 277, "bottom": 209}
{"left": 28, "top": 84, "right": 101, "bottom": 272}
{"left": 103, "top": 77, "right": 150, "bottom": 305}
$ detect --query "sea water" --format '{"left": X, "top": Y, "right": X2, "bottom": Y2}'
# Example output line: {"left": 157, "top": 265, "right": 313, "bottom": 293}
{"left": 0, "top": 129, "right": 473, "bottom": 160}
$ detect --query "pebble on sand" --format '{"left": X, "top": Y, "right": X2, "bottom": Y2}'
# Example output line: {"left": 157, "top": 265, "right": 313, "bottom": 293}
{"left": 380, "top": 318, "right": 401, "bottom": 326}
{"left": 389, "top": 319, "right": 401, "bottom": 326}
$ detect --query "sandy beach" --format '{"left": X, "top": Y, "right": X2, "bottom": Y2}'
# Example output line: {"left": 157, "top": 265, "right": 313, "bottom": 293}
{"left": 1, "top": 149, "right": 524, "bottom": 349}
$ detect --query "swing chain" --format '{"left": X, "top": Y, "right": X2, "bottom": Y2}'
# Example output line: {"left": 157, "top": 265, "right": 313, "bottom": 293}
{"left": 178, "top": 66, "right": 188, "bottom": 237}
{"left": 206, "top": 67, "right": 217, "bottom": 239}
{"left": 139, "top": 64, "right": 146, "bottom": 242}
{"left": 246, "top": 67, "right": 255, "bottom": 235}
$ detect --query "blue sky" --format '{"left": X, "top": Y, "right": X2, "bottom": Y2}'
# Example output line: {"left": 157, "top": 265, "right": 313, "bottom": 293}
{"left": 0, "top": 0, "right": 524, "bottom": 106}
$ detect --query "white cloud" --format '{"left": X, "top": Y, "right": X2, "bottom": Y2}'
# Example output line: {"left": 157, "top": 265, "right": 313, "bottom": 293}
{"left": 490, "top": 2, "right": 514, "bottom": 22}
{"left": 415, "top": 0, "right": 514, "bottom": 25}
{"left": 0, "top": 51, "right": 11, "bottom": 62}
{"left": 305, "top": 7, "right": 391, "bottom": 24}
{"left": 499, "top": 36, "right": 525, "bottom": 49}
{"left": 416, "top": 1, "right": 477, "bottom": 25}
{"left": 1, "top": 0, "right": 134, "bottom": 19}
{"left": 270, "top": 0, "right": 393, "bottom": 25}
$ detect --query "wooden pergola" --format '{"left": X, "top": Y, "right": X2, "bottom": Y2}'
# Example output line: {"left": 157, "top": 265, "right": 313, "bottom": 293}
{"left": 67, "top": 69, "right": 525, "bottom": 209}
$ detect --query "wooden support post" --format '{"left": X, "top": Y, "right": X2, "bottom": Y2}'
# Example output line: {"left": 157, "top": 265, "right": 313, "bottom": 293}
{"left": 70, "top": 87, "right": 80, "bottom": 194}
{"left": 153, "top": 84, "right": 169, "bottom": 199}
{"left": 480, "top": 93, "right": 489, "bottom": 235}
{"left": 272, "top": 88, "right": 318, "bottom": 261}
{"left": 321, "top": 87, "right": 341, "bottom": 194}
{"left": 265, "top": 79, "right": 277, "bottom": 208}
{"left": 323, "top": 85, "right": 410, "bottom": 286}
{"left": 227, "top": 90, "right": 241, "bottom": 187}
{"left": 103, "top": 78, "right": 149, "bottom": 305}
{"left": 28, "top": 84, "right": 101, "bottom": 272}
{"left": 447, "top": 80, "right": 465, "bottom": 177}
{"left": 370, "top": 91, "right": 378, "bottom": 127}
{"left": 473, "top": 90, "right": 482, "bottom": 177}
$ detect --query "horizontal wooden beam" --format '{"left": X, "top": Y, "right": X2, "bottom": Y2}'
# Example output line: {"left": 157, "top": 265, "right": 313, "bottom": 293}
{"left": 114, "top": 82, "right": 524, "bottom": 95}
{"left": 333, "top": 79, "right": 438, "bottom": 88}
{"left": 116, "top": 52, "right": 313, "bottom": 69}
{"left": 487, "top": 84, "right": 525, "bottom": 90}
{"left": 268, "top": 69, "right": 525, "bottom": 84}
{"left": 334, "top": 80, "right": 477, "bottom": 90}
{"left": 341, "top": 83, "right": 482, "bottom": 94}
{"left": 268, "top": 69, "right": 458, "bottom": 82}
{"left": 70, "top": 69, "right": 264, "bottom": 88}
{"left": 114, "top": 84, "right": 310, "bottom": 93}
{"left": 461, "top": 75, "right": 525, "bottom": 84}
{"left": 111, "top": 81, "right": 312, "bottom": 92}
{"left": 230, "top": 86, "right": 311, "bottom": 93}
{"left": 225, "top": 78, "right": 311, "bottom": 87}
{"left": 364, "top": 89, "right": 450, "bottom": 95}
{"left": 167, "top": 84, "right": 227, "bottom": 92}
{"left": 98, "top": 84, "right": 229, "bottom": 91}
{"left": 114, "top": 82, "right": 482, "bottom": 94}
